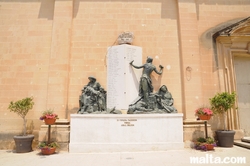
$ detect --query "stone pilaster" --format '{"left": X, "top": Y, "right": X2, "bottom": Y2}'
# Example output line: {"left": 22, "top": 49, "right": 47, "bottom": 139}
{"left": 46, "top": 0, "right": 73, "bottom": 118}
{"left": 177, "top": 0, "right": 203, "bottom": 120}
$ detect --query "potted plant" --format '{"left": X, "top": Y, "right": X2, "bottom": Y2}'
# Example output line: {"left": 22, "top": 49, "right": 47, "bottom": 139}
{"left": 194, "top": 137, "right": 216, "bottom": 151}
{"left": 195, "top": 107, "right": 213, "bottom": 120}
{"left": 8, "top": 97, "right": 35, "bottom": 153}
{"left": 39, "top": 109, "right": 58, "bottom": 125}
{"left": 39, "top": 109, "right": 59, "bottom": 155}
{"left": 210, "top": 91, "right": 236, "bottom": 147}
{"left": 38, "top": 141, "right": 59, "bottom": 155}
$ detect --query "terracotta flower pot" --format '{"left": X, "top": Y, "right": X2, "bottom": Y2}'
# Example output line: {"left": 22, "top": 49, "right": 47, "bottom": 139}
{"left": 41, "top": 147, "right": 56, "bottom": 155}
{"left": 198, "top": 115, "right": 211, "bottom": 120}
{"left": 44, "top": 118, "right": 56, "bottom": 125}
{"left": 205, "top": 144, "right": 214, "bottom": 150}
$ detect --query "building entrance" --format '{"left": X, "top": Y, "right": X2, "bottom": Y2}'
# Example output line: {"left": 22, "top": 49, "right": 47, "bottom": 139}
{"left": 234, "top": 56, "right": 250, "bottom": 136}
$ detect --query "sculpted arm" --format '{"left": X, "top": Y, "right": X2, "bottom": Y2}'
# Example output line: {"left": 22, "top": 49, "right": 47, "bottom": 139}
{"left": 154, "top": 65, "right": 164, "bottom": 75}
{"left": 129, "top": 60, "right": 144, "bottom": 69}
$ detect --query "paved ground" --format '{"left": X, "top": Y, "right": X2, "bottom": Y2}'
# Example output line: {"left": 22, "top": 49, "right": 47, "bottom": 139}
{"left": 1, "top": 146, "right": 249, "bottom": 166}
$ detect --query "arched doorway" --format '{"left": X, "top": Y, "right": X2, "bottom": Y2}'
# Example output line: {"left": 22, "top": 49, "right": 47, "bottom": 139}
{"left": 213, "top": 17, "right": 250, "bottom": 136}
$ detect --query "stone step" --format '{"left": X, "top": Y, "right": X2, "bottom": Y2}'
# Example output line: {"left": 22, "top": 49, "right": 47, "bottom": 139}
{"left": 241, "top": 137, "right": 250, "bottom": 143}
{"left": 234, "top": 140, "right": 250, "bottom": 149}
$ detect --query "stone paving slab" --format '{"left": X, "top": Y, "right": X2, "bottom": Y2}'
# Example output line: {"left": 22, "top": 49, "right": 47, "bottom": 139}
{"left": 1, "top": 146, "right": 249, "bottom": 166}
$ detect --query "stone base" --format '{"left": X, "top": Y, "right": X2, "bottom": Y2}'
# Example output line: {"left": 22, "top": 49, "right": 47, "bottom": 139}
{"left": 69, "top": 114, "right": 184, "bottom": 153}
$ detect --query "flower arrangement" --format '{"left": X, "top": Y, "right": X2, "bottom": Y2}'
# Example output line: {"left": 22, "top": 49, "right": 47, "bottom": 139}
{"left": 40, "top": 109, "right": 58, "bottom": 120}
{"left": 194, "top": 137, "right": 217, "bottom": 151}
{"left": 195, "top": 107, "right": 213, "bottom": 116}
{"left": 38, "top": 141, "right": 59, "bottom": 155}
{"left": 38, "top": 141, "right": 59, "bottom": 149}
{"left": 39, "top": 109, "right": 59, "bottom": 155}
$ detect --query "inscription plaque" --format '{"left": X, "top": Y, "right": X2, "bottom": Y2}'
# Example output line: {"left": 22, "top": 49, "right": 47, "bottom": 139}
{"left": 117, "top": 118, "right": 137, "bottom": 126}
{"left": 107, "top": 44, "right": 142, "bottom": 110}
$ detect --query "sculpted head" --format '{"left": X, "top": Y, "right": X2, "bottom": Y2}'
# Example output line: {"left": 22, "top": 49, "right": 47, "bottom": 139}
{"left": 160, "top": 85, "right": 168, "bottom": 92}
{"left": 146, "top": 56, "right": 153, "bottom": 63}
{"left": 88, "top": 76, "right": 96, "bottom": 82}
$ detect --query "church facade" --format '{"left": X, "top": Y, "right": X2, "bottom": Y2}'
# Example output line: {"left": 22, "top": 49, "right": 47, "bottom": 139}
{"left": 0, "top": 0, "right": 250, "bottom": 149}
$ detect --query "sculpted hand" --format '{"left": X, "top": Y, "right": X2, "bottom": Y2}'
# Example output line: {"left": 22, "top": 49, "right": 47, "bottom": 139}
{"left": 129, "top": 60, "right": 134, "bottom": 65}
{"left": 159, "top": 65, "right": 164, "bottom": 69}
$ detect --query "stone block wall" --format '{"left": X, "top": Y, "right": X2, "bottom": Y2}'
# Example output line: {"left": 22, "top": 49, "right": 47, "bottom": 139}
{"left": 1, "top": 0, "right": 250, "bottom": 149}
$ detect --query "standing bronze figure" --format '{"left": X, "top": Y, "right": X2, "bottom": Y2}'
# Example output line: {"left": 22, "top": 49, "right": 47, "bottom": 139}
{"left": 130, "top": 56, "right": 164, "bottom": 104}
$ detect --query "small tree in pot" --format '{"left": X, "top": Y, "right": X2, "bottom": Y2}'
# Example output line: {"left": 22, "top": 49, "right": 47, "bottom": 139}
{"left": 210, "top": 92, "right": 236, "bottom": 147}
{"left": 8, "top": 97, "right": 35, "bottom": 153}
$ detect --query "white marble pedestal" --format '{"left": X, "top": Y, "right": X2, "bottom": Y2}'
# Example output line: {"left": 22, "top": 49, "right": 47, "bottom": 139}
{"left": 69, "top": 114, "right": 184, "bottom": 153}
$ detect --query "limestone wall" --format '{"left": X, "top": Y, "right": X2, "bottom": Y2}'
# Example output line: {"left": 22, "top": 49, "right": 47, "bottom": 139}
{"left": 0, "top": 0, "right": 250, "bottom": 149}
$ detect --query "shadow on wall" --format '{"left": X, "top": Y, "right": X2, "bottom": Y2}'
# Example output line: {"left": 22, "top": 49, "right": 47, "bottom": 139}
{"left": 73, "top": 0, "right": 178, "bottom": 19}
{"left": 200, "top": 17, "right": 249, "bottom": 72}
{"left": 0, "top": 0, "right": 55, "bottom": 20}
{"left": 73, "top": 0, "right": 250, "bottom": 20}
{"left": 39, "top": 0, "right": 55, "bottom": 20}
{"left": 4, "top": 0, "right": 177, "bottom": 20}
{"left": 195, "top": 0, "right": 250, "bottom": 20}
{"left": 3, "top": 0, "right": 250, "bottom": 20}
{"left": 209, "top": 115, "right": 224, "bottom": 132}
{"left": 26, "top": 120, "right": 35, "bottom": 134}
{"left": 200, "top": 18, "right": 247, "bottom": 50}
{"left": 192, "top": 130, "right": 205, "bottom": 141}
{"left": 67, "top": 107, "right": 79, "bottom": 117}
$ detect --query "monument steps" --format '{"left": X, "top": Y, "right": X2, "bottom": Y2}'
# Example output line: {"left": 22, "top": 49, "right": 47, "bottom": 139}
{"left": 234, "top": 137, "right": 250, "bottom": 149}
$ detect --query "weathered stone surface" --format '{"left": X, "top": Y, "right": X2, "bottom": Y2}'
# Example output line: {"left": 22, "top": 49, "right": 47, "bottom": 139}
{"left": 69, "top": 114, "right": 184, "bottom": 153}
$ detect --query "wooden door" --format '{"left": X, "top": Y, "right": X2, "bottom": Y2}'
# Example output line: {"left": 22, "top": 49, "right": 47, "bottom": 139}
{"left": 234, "top": 56, "right": 250, "bottom": 136}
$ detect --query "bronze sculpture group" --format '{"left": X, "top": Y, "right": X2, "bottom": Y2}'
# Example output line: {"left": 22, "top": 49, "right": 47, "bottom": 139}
{"left": 128, "top": 57, "right": 177, "bottom": 114}
{"left": 78, "top": 76, "right": 106, "bottom": 114}
{"left": 78, "top": 57, "right": 177, "bottom": 114}
{"left": 78, "top": 76, "right": 121, "bottom": 114}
